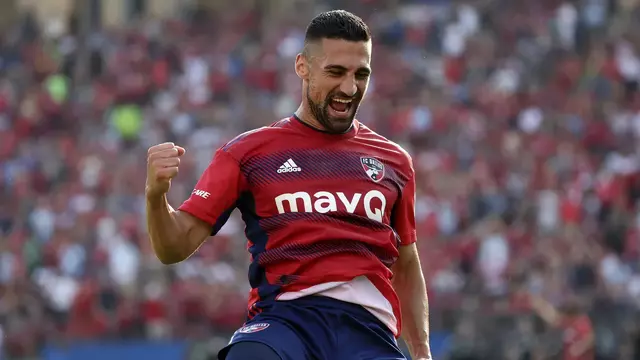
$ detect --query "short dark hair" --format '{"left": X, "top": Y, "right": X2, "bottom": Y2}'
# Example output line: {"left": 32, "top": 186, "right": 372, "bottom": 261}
{"left": 304, "top": 10, "right": 371, "bottom": 45}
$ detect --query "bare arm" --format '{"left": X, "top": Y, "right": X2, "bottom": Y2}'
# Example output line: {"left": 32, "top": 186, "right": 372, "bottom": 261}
{"left": 146, "top": 194, "right": 212, "bottom": 264}
{"left": 145, "top": 142, "right": 217, "bottom": 264}
{"left": 392, "top": 243, "right": 431, "bottom": 359}
{"left": 530, "top": 295, "right": 561, "bottom": 327}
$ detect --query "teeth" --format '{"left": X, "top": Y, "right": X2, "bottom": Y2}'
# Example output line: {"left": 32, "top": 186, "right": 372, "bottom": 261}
{"left": 333, "top": 99, "right": 352, "bottom": 103}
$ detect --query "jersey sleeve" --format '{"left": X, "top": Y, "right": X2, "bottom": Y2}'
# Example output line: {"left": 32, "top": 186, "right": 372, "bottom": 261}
{"left": 178, "top": 148, "right": 245, "bottom": 236}
{"left": 392, "top": 167, "right": 417, "bottom": 246}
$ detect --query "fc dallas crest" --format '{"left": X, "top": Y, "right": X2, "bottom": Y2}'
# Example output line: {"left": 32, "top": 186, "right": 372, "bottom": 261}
{"left": 360, "top": 156, "right": 385, "bottom": 182}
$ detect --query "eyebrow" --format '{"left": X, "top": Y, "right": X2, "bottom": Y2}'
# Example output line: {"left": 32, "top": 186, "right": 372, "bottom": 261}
{"left": 324, "top": 65, "right": 371, "bottom": 74}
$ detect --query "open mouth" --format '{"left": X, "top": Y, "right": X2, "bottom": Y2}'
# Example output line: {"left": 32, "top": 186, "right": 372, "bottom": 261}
{"left": 328, "top": 98, "right": 353, "bottom": 117}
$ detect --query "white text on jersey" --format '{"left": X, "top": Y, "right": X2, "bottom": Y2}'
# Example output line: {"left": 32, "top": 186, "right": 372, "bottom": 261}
{"left": 192, "top": 189, "right": 211, "bottom": 199}
{"left": 274, "top": 190, "right": 386, "bottom": 222}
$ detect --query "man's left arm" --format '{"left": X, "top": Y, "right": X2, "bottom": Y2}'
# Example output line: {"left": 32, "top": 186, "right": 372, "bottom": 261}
{"left": 390, "top": 166, "right": 431, "bottom": 359}
{"left": 393, "top": 243, "right": 431, "bottom": 359}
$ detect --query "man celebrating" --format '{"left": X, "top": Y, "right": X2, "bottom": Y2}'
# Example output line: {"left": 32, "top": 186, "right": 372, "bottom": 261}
{"left": 146, "top": 10, "right": 431, "bottom": 360}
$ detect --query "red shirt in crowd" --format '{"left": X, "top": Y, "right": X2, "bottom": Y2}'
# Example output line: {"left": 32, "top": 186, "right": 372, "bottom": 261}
{"left": 562, "top": 315, "right": 595, "bottom": 360}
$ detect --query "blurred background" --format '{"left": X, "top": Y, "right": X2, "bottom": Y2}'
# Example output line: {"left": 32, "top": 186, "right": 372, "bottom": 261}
{"left": 2, "top": 0, "right": 640, "bottom": 359}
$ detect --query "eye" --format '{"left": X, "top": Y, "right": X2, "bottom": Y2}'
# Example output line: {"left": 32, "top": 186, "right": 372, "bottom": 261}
{"left": 327, "top": 71, "right": 343, "bottom": 77}
{"left": 356, "top": 72, "right": 370, "bottom": 80}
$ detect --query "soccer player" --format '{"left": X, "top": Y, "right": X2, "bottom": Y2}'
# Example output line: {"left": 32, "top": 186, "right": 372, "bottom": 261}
{"left": 529, "top": 295, "right": 594, "bottom": 360}
{"left": 145, "top": 10, "right": 431, "bottom": 360}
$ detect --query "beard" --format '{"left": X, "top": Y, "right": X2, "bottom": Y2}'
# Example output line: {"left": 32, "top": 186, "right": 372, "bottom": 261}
{"left": 306, "top": 87, "right": 360, "bottom": 134}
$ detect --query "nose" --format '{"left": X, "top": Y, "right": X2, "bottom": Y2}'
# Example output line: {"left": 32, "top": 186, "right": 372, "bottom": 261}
{"left": 339, "top": 75, "right": 358, "bottom": 97}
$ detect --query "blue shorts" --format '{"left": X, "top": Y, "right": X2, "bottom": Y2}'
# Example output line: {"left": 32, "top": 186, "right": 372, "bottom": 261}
{"left": 219, "top": 295, "right": 406, "bottom": 360}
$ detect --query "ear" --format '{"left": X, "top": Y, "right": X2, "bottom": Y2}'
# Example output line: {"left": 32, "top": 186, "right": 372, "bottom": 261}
{"left": 295, "top": 53, "right": 309, "bottom": 80}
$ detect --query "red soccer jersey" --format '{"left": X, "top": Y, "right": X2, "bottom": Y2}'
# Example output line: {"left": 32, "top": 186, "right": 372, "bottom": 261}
{"left": 562, "top": 315, "right": 594, "bottom": 360}
{"left": 178, "top": 116, "right": 416, "bottom": 337}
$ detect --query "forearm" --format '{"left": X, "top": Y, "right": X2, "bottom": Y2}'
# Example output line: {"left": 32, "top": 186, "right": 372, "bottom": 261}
{"left": 146, "top": 194, "right": 189, "bottom": 264}
{"left": 531, "top": 297, "right": 560, "bottom": 326}
{"left": 393, "top": 256, "right": 430, "bottom": 358}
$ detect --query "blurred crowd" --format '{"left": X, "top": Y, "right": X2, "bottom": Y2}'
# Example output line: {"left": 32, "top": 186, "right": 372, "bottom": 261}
{"left": 2, "top": 0, "right": 640, "bottom": 359}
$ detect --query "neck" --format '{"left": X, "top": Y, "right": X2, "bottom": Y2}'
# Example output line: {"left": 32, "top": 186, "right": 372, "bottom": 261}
{"left": 294, "top": 104, "right": 324, "bottom": 131}
{"left": 294, "top": 103, "right": 355, "bottom": 135}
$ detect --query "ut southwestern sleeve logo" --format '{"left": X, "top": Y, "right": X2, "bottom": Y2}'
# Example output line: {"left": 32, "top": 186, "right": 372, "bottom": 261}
{"left": 237, "top": 322, "right": 270, "bottom": 334}
{"left": 192, "top": 189, "right": 211, "bottom": 199}
{"left": 229, "top": 322, "right": 271, "bottom": 344}
{"left": 361, "top": 157, "right": 385, "bottom": 182}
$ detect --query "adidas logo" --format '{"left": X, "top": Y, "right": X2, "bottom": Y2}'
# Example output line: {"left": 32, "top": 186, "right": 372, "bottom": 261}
{"left": 277, "top": 158, "right": 302, "bottom": 173}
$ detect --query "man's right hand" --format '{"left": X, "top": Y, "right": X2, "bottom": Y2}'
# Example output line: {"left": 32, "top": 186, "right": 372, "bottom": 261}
{"left": 146, "top": 142, "right": 186, "bottom": 198}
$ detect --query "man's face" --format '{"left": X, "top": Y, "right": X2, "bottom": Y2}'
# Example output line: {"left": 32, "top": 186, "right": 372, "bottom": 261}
{"left": 297, "top": 38, "right": 371, "bottom": 133}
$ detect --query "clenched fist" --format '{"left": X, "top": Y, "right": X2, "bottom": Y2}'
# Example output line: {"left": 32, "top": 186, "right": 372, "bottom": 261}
{"left": 146, "top": 142, "right": 186, "bottom": 198}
